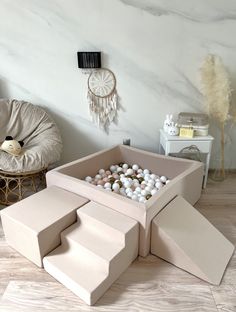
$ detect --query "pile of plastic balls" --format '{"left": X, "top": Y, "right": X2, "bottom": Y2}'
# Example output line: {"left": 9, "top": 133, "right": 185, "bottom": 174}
{"left": 84, "top": 163, "right": 170, "bottom": 203}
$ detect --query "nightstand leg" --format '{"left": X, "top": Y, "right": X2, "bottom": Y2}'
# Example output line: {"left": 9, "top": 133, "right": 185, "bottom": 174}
{"left": 204, "top": 153, "right": 210, "bottom": 188}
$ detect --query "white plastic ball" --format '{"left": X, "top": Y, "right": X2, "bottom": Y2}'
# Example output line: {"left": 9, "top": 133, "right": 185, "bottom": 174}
{"left": 85, "top": 176, "right": 92, "bottom": 183}
{"left": 151, "top": 189, "right": 158, "bottom": 196}
{"left": 143, "top": 169, "right": 150, "bottom": 175}
{"left": 135, "top": 187, "right": 142, "bottom": 193}
{"left": 126, "top": 168, "right": 134, "bottom": 176}
{"left": 95, "top": 174, "right": 102, "bottom": 180}
{"left": 132, "top": 164, "right": 139, "bottom": 171}
{"left": 148, "top": 180, "right": 155, "bottom": 186}
{"left": 124, "top": 181, "right": 131, "bottom": 189}
{"left": 145, "top": 186, "right": 152, "bottom": 192}
{"left": 127, "top": 191, "right": 133, "bottom": 198}
{"left": 166, "top": 179, "right": 171, "bottom": 184}
{"left": 131, "top": 194, "right": 139, "bottom": 201}
{"left": 105, "top": 188, "right": 112, "bottom": 192}
{"left": 155, "top": 181, "right": 163, "bottom": 189}
{"left": 139, "top": 196, "right": 146, "bottom": 203}
{"left": 117, "top": 167, "right": 123, "bottom": 173}
{"left": 144, "top": 175, "right": 151, "bottom": 182}
{"left": 112, "top": 183, "right": 120, "bottom": 191}
{"left": 122, "top": 163, "right": 129, "bottom": 169}
{"left": 98, "top": 169, "right": 105, "bottom": 175}
{"left": 160, "top": 176, "right": 167, "bottom": 183}
{"left": 137, "top": 169, "right": 143, "bottom": 174}
{"left": 104, "top": 182, "right": 112, "bottom": 189}
{"left": 110, "top": 165, "right": 117, "bottom": 172}
{"left": 141, "top": 190, "right": 149, "bottom": 196}
{"left": 133, "top": 182, "right": 140, "bottom": 188}
{"left": 125, "top": 187, "right": 133, "bottom": 194}
{"left": 150, "top": 174, "right": 156, "bottom": 180}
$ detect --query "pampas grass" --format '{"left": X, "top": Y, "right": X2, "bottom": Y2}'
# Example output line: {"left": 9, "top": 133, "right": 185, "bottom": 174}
{"left": 200, "top": 54, "right": 233, "bottom": 179}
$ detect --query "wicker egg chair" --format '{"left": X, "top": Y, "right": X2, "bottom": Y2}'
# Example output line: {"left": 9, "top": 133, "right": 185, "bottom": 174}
{"left": 0, "top": 99, "right": 62, "bottom": 205}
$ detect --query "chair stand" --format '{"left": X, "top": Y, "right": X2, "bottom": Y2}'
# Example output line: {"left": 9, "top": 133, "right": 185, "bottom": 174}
{"left": 0, "top": 168, "right": 47, "bottom": 205}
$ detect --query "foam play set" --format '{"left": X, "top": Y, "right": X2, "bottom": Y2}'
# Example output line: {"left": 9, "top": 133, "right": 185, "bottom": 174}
{"left": 1, "top": 145, "right": 234, "bottom": 305}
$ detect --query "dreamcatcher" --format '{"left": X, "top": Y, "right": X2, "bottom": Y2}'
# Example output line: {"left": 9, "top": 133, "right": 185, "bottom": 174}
{"left": 87, "top": 68, "right": 119, "bottom": 132}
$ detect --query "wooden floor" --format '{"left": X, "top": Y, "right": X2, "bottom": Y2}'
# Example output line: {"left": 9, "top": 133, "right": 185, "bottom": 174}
{"left": 0, "top": 175, "right": 235, "bottom": 312}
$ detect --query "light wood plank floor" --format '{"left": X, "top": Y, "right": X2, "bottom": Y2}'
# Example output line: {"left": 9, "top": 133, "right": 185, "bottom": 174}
{"left": 0, "top": 175, "right": 235, "bottom": 312}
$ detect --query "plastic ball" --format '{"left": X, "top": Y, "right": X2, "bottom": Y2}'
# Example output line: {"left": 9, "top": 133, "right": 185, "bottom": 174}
{"left": 104, "top": 182, "right": 112, "bottom": 189}
{"left": 160, "top": 176, "right": 167, "bottom": 183}
{"left": 151, "top": 189, "right": 158, "bottom": 196}
{"left": 135, "top": 187, "right": 142, "bottom": 193}
{"left": 85, "top": 176, "right": 92, "bottom": 183}
{"left": 166, "top": 179, "right": 171, "bottom": 184}
{"left": 108, "top": 177, "right": 115, "bottom": 183}
{"left": 131, "top": 194, "right": 139, "bottom": 201}
{"left": 124, "top": 181, "right": 131, "bottom": 189}
{"left": 110, "top": 165, "right": 117, "bottom": 172}
{"left": 137, "top": 169, "right": 143, "bottom": 174}
{"left": 99, "top": 169, "right": 105, "bottom": 175}
{"left": 127, "top": 191, "right": 133, "bottom": 198}
{"left": 117, "top": 167, "right": 123, "bottom": 173}
{"left": 143, "top": 169, "right": 150, "bottom": 175}
{"left": 144, "top": 175, "right": 150, "bottom": 182}
{"left": 141, "top": 190, "right": 149, "bottom": 196}
{"left": 97, "top": 180, "right": 104, "bottom": 186}
{"left": 122, "top": 163, "right": 129, "bottom": 169}
{"left": 95, "top": 174, "right": 102, "bottom": 180}
{"left": 155, "top": 181, "right": 163, "bottom": 189}
{"left": 126, "top": 168, "right": 134, "bottom": 176}
{"left": 105, "top": 170, "right": 111, "bottom": 176}
{"left": 139, "top": 196, "right": 146, "bottom": 203}
{"left": 150, "top": 174, "right": 156, "bottom": 180}
{"left": 145, "top": 186, "right": 152, "bottom": 192}
{"left": 112, "top": 183, "right": 120, "bottom": 191}
{"left": 125, "top": 187, "right": 133, "bottom": 194}
{"left": 148, "top": 180, "right": 155, "bottom": 186}
{"left": 105, "top": 188, "right": 112, "bottom": 192}
{"left": 132, "top": 164, "right": 139, "bottom": 171}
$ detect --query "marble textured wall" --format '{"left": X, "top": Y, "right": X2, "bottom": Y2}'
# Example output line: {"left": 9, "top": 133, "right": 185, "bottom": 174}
{"left": 0, "top": 0, "right": 236, "bottom": 167}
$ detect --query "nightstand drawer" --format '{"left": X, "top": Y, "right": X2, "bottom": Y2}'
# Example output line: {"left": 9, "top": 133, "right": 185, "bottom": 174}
{"left": 166, "top": 140, "right": 212, "bottom": 154}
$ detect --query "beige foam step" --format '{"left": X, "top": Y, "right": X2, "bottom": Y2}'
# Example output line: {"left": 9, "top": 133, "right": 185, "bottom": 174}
{"left": 77, "top": 201, "right": 137, "bottom": 239}
{"left": 1, "top": 186, "right": 88, "bottom": 267}
{"left": 44, "top": 201, "right": 139, "bottom": 305}
{"left": 43, "top": 244, "right": 108, "bottom": 305}
{"left": 151, "top": 195, "right": 235, "bottom": 285}
{"left": 61, "top": 222, "right": 124, "bottom": 261}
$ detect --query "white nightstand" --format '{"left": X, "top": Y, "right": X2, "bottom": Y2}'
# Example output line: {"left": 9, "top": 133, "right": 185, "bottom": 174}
{"left": 159, "top": 129, "right": 214, "bottom": 188}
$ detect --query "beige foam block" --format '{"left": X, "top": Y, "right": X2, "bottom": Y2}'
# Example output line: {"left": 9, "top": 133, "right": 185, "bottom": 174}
{"left": 151, "top": 195, "right": 235, "bottom": 285}
{"left": 43, "top": 201, "right": 139, "bottom": 305}
{"left": 0, "top": 186, "right": 89, "bottom": 267}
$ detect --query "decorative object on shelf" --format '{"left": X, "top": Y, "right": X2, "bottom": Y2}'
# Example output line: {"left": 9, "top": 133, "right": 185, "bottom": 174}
{"left": 200, "top": 54, "right": 234, "bottom": 180}
{"left": 179, "top": 127, "right": 194, "bottom": 138}
{"left": 177, "top": 112, "right": 209, "bottom": 136}
{"left": 87, "top": 68, "right": 119, "bottom": 132}
{"left": 163, "top": 114, "right": 173, "bottom": 133}
{"left": 168, "top": 122, "right": 179, "bottom": 136}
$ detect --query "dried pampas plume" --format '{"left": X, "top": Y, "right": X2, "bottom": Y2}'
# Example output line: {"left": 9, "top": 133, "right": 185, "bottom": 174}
{"left": 200, "top": 54, "right": 233, "bottom": 179}
{"left": 200, "top": 54, "right": 232, "bottom": 123}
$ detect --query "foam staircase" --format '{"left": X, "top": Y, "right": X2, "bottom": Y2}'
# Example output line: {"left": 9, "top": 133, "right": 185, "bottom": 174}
{"left": 43, "top": 201, "right": 139, "bottom": 305}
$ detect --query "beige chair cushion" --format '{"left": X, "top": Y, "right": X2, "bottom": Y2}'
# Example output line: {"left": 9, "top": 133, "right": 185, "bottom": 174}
{"left": 0, "top": 99, "right": 62, "bottom": 172}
